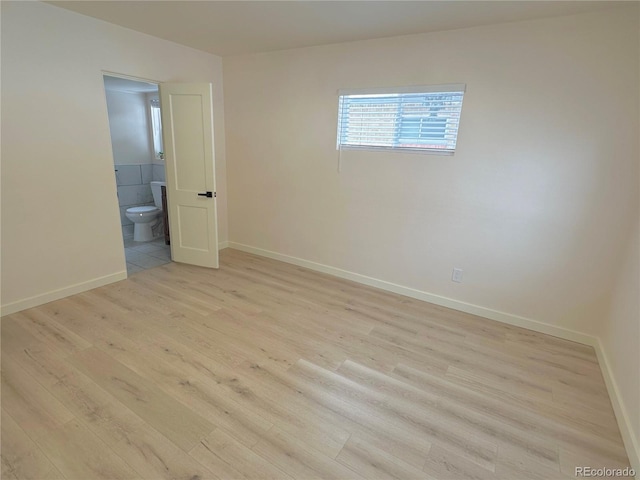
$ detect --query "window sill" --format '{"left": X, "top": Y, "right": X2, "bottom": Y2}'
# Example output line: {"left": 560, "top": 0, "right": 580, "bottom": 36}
{"left": 337, "top": 145, "right": 455, "bottom": 156}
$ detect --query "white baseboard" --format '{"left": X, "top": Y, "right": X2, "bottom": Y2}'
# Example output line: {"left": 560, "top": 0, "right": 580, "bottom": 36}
{"left": 593, "top": 339, "right": 640, "bottom": 474}
{"left": 228, "top": 242, "right": 594, "bottom": 343}
{"left": 228, "top": 241, "right": 639, "bottom": 472}
{"left": 2, "top": 241, "right": 227, "bottom": 316}
{"left": 0, "top": 271, "right": 127, "bottom": 317}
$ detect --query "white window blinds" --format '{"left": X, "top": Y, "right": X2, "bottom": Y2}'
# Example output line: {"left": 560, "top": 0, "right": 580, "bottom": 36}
{"left": 336, "top": 84, "right": 466, "bottom": 155}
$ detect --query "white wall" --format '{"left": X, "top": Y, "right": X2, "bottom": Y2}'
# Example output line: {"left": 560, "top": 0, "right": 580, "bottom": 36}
{"left": 0, "top": 1, "right": 228, "bottom": 312}
{"left": 224, "top": 6, "right": 638, "bottom": 337}
{"left": 224, "top": 6, "right": 639, "bottom": 466}
{"left": 105, "top": 89, "right": 154, "bottom": 165}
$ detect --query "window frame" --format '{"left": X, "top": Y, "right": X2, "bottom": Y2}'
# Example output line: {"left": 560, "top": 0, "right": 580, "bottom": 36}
{"left": 336, "top": 83, "right": 466, "bottom": 156}
{"left": 149, "top": 97, "right": 164, "bottom": 159}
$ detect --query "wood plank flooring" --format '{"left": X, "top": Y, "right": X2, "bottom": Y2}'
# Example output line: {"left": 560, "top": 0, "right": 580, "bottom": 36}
{"left": 1, "top": 249, "right": 631, "bottom": 479}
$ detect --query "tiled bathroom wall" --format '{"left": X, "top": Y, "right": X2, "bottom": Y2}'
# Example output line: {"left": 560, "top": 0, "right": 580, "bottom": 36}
{"left": 152, "top": 163, "right": 166, "bottom": 182}
{"left": 115, "top": 165, "right": 153, "bottom": 230}
{"left": 115, "top": 164, "right": 164, "bottom": 227}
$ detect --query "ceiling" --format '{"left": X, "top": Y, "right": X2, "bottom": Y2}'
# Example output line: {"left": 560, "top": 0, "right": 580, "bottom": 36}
{"left": 50, "top": 1, "right": 626, "bottom": 57}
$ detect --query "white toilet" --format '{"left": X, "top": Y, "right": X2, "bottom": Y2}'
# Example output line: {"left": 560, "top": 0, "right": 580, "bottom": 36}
{"left": 125, "top": 181, "right": 166, "bottom": 242}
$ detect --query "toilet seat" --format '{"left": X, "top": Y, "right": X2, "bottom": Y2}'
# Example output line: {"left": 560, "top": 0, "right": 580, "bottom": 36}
{"left": 126, "top": 206, "right": 160, "bottom": 215}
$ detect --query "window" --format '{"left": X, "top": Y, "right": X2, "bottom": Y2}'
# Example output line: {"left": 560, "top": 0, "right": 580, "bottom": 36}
{"left": 336, "top": 84, "right": 465, "bottom": 155}
{"left": 150, "top": 98, "right": 164, "bottom": 159}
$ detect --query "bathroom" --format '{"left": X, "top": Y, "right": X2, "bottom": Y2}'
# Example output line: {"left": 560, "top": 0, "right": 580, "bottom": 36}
{"left": 103, "top": 75, "right": 171, "bottom": 274}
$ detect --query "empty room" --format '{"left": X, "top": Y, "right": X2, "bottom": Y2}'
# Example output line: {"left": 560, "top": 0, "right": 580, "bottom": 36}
{"left": 1, "top": 1, "right": 638, "bottom": 479}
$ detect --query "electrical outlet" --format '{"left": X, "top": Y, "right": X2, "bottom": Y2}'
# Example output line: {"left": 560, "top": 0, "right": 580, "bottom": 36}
{"left": 452, "top": 268, "right": 463, "bottom": 283}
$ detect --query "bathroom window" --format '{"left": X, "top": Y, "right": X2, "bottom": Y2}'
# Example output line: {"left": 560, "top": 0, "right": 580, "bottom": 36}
{"left": 150, "top": 98, "right": 164, "bottom": 159}
{"left": 336, "top": 84, "right": 466, "bottom": 155}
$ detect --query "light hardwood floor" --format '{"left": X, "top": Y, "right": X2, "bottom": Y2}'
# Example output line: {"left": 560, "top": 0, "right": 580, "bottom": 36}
{"left": 1, "top": 249, "right": 631, "bottom": 479}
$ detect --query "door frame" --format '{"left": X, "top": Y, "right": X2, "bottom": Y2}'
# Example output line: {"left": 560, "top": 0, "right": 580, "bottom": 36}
{"left": 101, "top": 70, "right": 163, "bottom": 276}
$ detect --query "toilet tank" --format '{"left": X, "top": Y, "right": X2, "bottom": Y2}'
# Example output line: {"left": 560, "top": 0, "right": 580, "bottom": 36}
{"left": 150, "top": 181, "right": 166, "bottom": 209}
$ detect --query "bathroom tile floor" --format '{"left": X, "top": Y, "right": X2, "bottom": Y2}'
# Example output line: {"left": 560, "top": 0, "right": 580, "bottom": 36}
{"left": 123, "top": 235, "right": 171, "bottom": 275}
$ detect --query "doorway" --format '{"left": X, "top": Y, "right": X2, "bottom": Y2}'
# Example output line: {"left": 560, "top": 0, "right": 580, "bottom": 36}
{"left": 103, "top": 74, "right": 171, "bottom": 275}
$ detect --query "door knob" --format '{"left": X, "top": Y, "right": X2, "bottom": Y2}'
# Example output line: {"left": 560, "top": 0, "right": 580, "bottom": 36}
{"left": 198, "top": 191, "right": 214, "bottom": 198}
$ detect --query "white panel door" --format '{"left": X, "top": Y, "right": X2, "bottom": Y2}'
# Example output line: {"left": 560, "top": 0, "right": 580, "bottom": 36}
{"left": 160, "top": 83, "right": 218, "bottom": 268}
